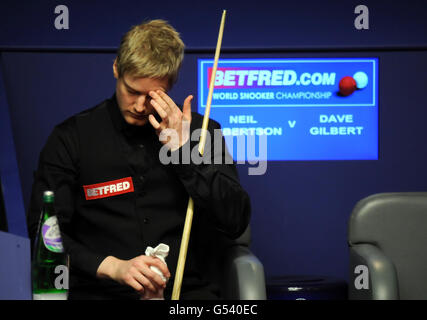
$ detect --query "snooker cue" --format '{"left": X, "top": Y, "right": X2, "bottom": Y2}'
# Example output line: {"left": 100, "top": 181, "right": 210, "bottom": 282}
{"left": 171, "top": 10, "right": 227, "bottom": 300}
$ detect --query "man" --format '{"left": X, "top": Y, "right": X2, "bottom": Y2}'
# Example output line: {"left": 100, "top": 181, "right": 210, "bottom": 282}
{"left": 28, "top": 20, "right": 251, "bottom": 300}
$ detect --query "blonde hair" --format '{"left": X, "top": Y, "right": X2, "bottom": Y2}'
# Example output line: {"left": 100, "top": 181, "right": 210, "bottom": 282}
{"left": 116, "top": 19, "right": 185, "bottom": 87}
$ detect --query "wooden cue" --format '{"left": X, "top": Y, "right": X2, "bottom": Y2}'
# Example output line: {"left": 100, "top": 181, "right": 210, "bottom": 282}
{"left": 171, "top": 10, "right": 227, "bottom": 300}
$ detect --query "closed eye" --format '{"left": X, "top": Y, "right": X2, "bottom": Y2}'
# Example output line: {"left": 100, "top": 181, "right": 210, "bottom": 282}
{"left": 127, "top": 89, "right": 140, "bottom": 95}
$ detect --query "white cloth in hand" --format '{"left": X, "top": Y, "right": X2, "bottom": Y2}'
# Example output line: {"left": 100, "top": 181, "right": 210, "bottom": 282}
{"left": 145, "top": 243, "right": 169, "bottom": 281}
{"left": 141, "top": 243, "right": 169, "bottom": 300}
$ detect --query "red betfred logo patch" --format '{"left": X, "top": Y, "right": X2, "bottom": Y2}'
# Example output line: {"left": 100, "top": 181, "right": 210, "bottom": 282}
{"left": 83, "top": 177, "right": 134, "bottom": 200}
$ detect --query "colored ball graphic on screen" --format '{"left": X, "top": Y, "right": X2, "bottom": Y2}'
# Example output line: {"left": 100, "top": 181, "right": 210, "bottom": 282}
{"left": 338, "top": 76, "right": 357, "bottom": 96}
{"left": 353, "top": 71, "right": 368, "bottom": 89}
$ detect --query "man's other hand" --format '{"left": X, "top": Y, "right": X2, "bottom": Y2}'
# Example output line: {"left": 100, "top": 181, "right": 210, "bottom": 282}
{"left": 96, "top": 255, "right": 171, "bottom": 297}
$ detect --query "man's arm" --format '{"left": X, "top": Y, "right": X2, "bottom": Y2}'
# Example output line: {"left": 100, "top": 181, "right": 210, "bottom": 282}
{"left": 170, "top": 117, "right": 251, "bottom": 239}
{"left": 147, "top": 90, "right": 251, "bottom": 239}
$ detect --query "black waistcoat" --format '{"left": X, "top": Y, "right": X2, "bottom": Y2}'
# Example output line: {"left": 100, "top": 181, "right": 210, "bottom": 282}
{"left": 70, "top": 97, "right": 212, "bottom": 298}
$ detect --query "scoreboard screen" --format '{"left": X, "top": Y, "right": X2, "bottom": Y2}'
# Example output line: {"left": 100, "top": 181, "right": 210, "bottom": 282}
{"left": 198, "top": 58, "right": 378, "bottom": 161}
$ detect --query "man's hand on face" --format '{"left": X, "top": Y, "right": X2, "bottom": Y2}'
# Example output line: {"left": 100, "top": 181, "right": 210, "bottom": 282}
{"left": 97, "top": 255, "right": 171, "bottom": 298}
{"left": 148, "top": 91, "right": 193, "bottom": 151}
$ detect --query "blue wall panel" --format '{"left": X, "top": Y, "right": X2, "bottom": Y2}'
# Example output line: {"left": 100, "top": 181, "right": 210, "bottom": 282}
{"left": 0, "top": 231, "right": 31, "bottom": 299}
{"left": 0, "top": 57, "right": 27, "bottom": 238}
{"left": 0, "top": 0, "right": 426, "bottom": 50}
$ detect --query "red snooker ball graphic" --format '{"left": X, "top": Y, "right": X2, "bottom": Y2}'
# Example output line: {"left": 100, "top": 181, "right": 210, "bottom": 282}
{"left": 338, "top": 76, "right": 357, "bottom": 96}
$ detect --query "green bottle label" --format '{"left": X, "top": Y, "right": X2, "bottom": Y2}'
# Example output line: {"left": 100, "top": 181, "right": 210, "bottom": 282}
{"left": 42, "top": 216, "right": 64, "bottom": 253}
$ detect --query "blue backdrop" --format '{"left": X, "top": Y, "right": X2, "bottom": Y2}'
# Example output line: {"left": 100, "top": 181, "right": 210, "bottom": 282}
{"left": 1, "top": 0, "right": 427, "bottom": 286}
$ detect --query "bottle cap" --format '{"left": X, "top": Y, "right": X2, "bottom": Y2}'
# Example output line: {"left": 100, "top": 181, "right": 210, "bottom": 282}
{"left": 43, "top": 191, "right": 55, "bottom": 203}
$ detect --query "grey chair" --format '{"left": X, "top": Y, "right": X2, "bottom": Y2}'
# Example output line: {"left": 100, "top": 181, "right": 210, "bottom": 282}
{"left": 222, "top": 226, "right": 266, "bottom": 299}
{"left": 198, "top": 224, "right": 267, "bottom": 300}
{"left": 348, "top": 192, "right": 427, "bottom": 300}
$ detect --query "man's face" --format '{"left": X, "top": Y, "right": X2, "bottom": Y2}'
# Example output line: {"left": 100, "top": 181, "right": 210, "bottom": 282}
{"left": 114, "top": 63, "right": 169, "bottom": 126}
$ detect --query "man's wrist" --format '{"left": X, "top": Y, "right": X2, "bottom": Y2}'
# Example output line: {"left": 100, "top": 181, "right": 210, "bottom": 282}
{"left": 96, "top": 255, "right": 121, "bottom": 280}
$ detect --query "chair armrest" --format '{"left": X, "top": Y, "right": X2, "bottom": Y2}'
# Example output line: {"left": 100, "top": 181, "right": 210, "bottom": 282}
{"left": 223, "top": 245, "right": 266, "bottom": 300}
{"left": 349, "top": 243, "right": 399, "bottom": 300}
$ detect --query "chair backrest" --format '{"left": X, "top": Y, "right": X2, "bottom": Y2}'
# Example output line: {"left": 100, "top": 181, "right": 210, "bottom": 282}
{"left": 192, "top": 217, "right": 252, "bottom": 298}
{"left": 348, "top": 192, "right": 427, "bottom": 299}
